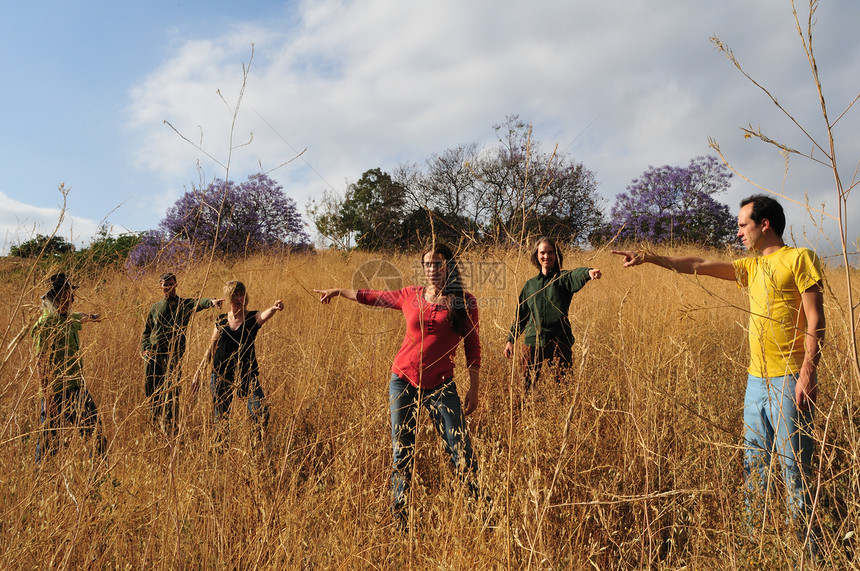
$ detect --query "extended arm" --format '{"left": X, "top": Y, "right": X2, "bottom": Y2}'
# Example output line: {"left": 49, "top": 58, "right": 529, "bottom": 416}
{"left": 314, "top": 288, "right": 358, "bottom": 303}
{"left": 611, "top": 250, "right": 736, "bottom": 281}
{"left": 256, "top": 300, "right": 284, "bottom": 325}
{"left": 797, "top": 284, "right": 825, "bottom": 411}
{"left": 196, "top": 298, "right": 224, "bottom": 312}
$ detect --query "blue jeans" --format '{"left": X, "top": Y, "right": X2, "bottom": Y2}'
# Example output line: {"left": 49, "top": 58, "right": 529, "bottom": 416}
{"left": 36, "top": 385, "right": 106, "bottom": 463}
{"left": 388, "top": 374, "right": 477, "bottom": 513}
{"left": 210, "top": 372, "right": 269, "bottom": 428}
{"left": 743, "top": 374, "right": 814, "bottom": 523}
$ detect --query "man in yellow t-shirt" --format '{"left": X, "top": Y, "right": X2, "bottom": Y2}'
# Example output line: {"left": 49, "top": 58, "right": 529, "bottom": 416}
{"left": 612, "top": 195, "right": 825, "bottom": 548}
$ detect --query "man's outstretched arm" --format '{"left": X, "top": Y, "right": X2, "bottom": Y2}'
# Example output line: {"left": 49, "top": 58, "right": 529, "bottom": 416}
{"left": 611, "top": 250, "right": 736, "bottom": 281}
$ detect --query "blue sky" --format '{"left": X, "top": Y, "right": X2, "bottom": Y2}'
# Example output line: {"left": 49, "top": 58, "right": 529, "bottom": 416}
{"left": 1, "top": 0, "right": 292, "bottom": 246}
{"left": 2, "top": 0, "right": 858, "bottom": 262}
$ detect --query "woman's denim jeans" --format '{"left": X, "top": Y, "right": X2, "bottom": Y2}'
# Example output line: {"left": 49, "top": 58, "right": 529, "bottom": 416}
{"left": 210, "top": 372, "right": 269, "bottom": 428}
{"left": 743, "top": 373, "right": 814, "bottom": 524}
{"left": 388, "top": 374, "right": 477, "bottom": 514}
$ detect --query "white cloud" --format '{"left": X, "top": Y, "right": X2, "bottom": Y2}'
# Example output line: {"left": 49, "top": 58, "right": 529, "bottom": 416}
{"left": 0, "top": 191, "right": 101, "bottom": 255}
{"left": 124, "top": 0, "right": 860, "bottom": 258}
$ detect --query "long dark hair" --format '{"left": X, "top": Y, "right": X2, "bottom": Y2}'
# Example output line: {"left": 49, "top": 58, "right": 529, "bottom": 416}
{"left": 530, "top": 236, "right": 563, "bottom": 272}
{"left": 421, "top": 243, "right": 471, "bottom": 336}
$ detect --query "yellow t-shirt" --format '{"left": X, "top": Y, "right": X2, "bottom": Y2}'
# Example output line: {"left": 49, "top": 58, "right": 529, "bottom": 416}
{"left": 732, "top": 246, "right": 823, "bottom": 378}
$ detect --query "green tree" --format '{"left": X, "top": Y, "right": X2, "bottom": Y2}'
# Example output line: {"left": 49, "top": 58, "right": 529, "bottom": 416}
{"left": 76, "top": 224, "right": 143, "bottom": 268}
{"left": 307, "top": 189, "right": 353, "bottom": 250}
{"left": 313, "top": 118, "right": 605, "bottom": 250}
{"left": 340, "top": 168, "right": 407, "bottom": 250}
{"left": 10, "top": 234, "right": 75, "bottom": 258}
{"left": 399, "top": 207, "right": 480, "bottom": 247}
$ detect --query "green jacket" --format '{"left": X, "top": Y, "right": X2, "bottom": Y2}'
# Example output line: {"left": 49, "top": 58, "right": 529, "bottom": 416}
{"left": 508, "top": 267, "right": 592, "bottom": 347}
{"left": 141, "top": 296, "right": 214, "bottom": 357}
{"left": 31, "top": 310, "right": 84, "bottom": 392}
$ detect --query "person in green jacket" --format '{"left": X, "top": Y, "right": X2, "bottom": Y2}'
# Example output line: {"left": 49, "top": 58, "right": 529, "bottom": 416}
{"left": 504, "top": 237, "right": 601, "bottom": 391}
{"left": 31, "top": 273, "right": 106, "bottom": 463}
{"left": 140, "top": 272, "right": 222, "bottom": 433}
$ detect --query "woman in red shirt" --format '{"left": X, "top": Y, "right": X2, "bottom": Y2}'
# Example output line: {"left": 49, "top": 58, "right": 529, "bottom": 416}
{"left": 315, "top": 243, "right": 482, "bottom": 530}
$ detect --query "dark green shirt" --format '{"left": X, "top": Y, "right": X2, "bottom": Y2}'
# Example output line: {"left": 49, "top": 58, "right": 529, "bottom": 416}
{"left": 31, "top": 310, "right": 84, "bottom": 392}
{"left": 508, "top": 267, "right": 592, "bottom": 347}
{"left": 141, "top": 296, "right": 214, "bottom": 357}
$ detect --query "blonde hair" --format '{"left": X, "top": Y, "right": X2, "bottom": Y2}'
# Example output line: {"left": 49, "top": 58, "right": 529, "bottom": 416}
{"left": 223, "top": 280, "right": 248, "bottom": 308}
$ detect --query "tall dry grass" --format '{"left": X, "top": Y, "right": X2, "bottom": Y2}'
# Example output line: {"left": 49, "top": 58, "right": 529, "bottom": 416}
{"left": 0, "top": 246, "right": 857, "bottom": 569}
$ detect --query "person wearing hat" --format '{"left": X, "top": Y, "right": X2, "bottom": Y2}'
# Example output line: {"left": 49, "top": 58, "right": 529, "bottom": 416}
{"left": 140, "top": 272, "right": 223, "bottom": 434}
{"left": 31, "top": 273, "right": 106, "bottom": 463}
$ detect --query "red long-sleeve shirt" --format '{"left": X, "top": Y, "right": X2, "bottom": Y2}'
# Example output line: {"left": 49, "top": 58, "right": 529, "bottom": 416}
{"left": 356, "top": 286, "right": 481, "bottom": 389}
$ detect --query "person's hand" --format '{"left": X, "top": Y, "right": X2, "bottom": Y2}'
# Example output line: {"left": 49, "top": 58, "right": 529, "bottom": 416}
{"left": 589, "top": 268, "right": 602, "bottom": 280}
{"left": 796, "top": 369, "right": 818, "bottom": 412}
{"left": 504, "top": 341, "right": 515, "bottom": 359}
{"left": 464, "top": 384, "right": 479, "bottom": 415}
{"left": 213, "top": 298, "right": 225, "bottom": 308}
{"left": 272, "top": 300, "right": 284, "bottom": 311}
{"left": 141, "top": 350, "right": 150, "bottom": 361}
{"left": 611, "top": 250, "right": 645, "bottom": 268}
{"left": 313, "top": 289, "right": 339, "bottom": 304}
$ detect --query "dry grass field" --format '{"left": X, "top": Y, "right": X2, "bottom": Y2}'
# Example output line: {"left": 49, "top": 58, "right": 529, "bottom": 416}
{"left": 0, "top": 246, "right": 857, "bottom": 569}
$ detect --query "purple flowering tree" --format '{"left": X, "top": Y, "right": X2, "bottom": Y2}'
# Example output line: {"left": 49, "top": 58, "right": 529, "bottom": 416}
{"left": 126, "top": 173, "right": 311, "bottom": 269}
{"left": 125, "top": 230, "right": 197, "bottom": 275}
{"left": 608, "top": 155, "right": 736, "bottom": 246}
{"left": 161, "top": 173, "right": 310, "bottom": 256}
